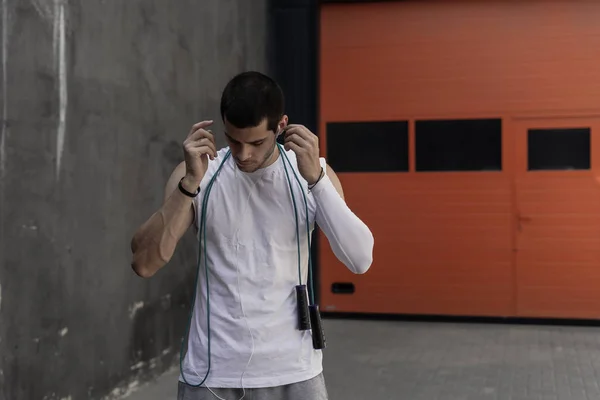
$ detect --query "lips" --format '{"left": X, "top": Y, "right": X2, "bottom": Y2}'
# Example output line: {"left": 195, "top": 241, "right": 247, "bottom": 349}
{"left": 236, "top": 160, "right": 253, "bottom": 168}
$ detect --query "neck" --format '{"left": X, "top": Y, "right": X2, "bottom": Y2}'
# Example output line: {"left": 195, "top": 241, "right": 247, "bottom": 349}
{"left": 258, "top": 143, "right": 281, "bottom": 170}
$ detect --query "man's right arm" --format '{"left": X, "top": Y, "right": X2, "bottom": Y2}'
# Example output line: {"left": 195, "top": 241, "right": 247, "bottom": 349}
{"left": 130, "top": 120, "right": 217, "bottom": 278}
{"left": 130, "top": 162, "right": 198, "bottom": 278}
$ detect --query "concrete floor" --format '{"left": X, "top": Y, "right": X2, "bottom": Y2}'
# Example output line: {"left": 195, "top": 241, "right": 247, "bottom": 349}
{"left": 121, "top": 318, "right": 600, "bottom": 400}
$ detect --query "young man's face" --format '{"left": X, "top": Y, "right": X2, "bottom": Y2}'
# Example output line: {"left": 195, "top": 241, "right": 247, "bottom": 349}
{"left": 224, "top": 116, "right": 287, "bottom": 173}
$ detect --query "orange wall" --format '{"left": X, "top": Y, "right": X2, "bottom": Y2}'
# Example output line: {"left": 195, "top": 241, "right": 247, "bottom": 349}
{"left": 320, "top": 1, "right": 600, "bottom": 121}
{"left": 318, "top": 1, "right": 600, "bottom": 318}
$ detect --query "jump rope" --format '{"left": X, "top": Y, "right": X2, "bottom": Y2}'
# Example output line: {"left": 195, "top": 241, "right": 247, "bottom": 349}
{"left": 179, "top": 141, "right": 326, "bottom": 396}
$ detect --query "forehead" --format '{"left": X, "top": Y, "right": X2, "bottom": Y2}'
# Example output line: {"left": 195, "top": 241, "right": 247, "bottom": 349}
{"left": 224, "top": 118, "right": 271, "bottom": 143}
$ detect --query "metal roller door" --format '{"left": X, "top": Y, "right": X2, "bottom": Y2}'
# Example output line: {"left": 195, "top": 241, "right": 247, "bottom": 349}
{"left": 318, "top": 1, "right": 600, "bottom": 319}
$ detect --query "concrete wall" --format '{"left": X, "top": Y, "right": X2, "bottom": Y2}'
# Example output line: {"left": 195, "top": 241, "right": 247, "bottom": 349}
{"left": 0, "top": 1, "right": 270, "bottom": 399}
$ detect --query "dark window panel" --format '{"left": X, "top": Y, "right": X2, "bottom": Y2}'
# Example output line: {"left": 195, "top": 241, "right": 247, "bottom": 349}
{"left": 326, "top": 121, "right": 409, "bottom": 172}
{"left": 528, "top": 128, "right": 590, "bottom": 171}
{"left": 415, "top": 118, "right": 502, "bottom": 172}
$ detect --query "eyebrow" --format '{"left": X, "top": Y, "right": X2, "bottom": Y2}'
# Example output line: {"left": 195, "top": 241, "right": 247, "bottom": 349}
{"left": 224, "top": 132, "right": 268, "bottom": 145}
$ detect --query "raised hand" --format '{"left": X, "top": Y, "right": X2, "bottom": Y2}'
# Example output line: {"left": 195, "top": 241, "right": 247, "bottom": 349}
{"left": 283, "top": 124, "right": 322, "bottom": 185}
{"left": 181, "top": 120, "right": 217, "bottom": 191}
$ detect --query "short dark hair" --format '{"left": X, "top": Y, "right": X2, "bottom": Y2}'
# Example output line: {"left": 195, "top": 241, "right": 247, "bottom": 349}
{"left": 220, "top": 71, "right": 284, "bottom": 133}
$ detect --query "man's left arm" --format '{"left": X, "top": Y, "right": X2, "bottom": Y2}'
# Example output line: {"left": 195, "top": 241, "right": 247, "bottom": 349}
{"left": 310, "top": 163, "right": 374, "bottom": 274}
{"left": 282, "top": 123, "right": 374, "bottom": 274}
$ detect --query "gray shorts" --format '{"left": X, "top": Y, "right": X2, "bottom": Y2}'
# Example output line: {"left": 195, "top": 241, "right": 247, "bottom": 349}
{"left": 177, "top": 373, "right": 329, "bottom": 400}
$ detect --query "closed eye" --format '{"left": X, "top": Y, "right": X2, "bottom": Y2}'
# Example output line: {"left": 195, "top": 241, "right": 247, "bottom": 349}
{"left": 224, "top": 132, "right": 266, "bottom": 146}
{"left": 224, "top": 133, "right": 239, "bottom": 145}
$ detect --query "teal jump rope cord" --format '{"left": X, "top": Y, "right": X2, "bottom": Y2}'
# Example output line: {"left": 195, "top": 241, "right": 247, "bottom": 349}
{"left": 277, "top": 143, "right": 316, "bottom": 305}
{"left": 179, "top": 145, "right": 315, "bottom": 386}
{"left": 179, "top": 150, "right": 231, "bottom": 387}
{"left": 279, "top": 146, "right": 303, "bottom": 286}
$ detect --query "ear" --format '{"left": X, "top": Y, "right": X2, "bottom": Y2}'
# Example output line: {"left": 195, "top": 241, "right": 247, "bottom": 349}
{"left": 276, "top": 115, "right": 289, "bottom": 135}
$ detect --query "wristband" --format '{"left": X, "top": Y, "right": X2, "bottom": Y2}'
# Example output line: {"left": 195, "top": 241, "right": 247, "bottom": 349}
{"left": 178, "top": 177, "right": 200, "bottom": 198}
{"left": 308, "top": 167, "right": 325, "bottom": 191}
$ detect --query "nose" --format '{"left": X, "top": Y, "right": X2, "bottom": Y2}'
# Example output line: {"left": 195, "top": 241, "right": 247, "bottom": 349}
{"left": 237, "top": 145, "right": 252, "bottom": 162}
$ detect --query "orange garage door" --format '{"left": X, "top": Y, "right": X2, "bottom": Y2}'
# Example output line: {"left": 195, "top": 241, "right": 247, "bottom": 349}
{"left": 318, "top": 1, "right": 600, "bottom": 319}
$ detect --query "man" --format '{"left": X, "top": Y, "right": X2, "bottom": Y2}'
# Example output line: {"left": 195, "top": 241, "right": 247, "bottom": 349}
{"left": 130, "top": 71, "right": 374, "bottom": 400}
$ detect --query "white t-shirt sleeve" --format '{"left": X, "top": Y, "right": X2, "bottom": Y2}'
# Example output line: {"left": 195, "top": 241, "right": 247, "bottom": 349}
{"left": 311, "top": 160, "right": 374, "bottom": 274}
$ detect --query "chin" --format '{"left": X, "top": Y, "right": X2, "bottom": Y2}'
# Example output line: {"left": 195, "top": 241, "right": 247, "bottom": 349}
{"left": 236, "top": 162, "right": 258, "bottom": 172}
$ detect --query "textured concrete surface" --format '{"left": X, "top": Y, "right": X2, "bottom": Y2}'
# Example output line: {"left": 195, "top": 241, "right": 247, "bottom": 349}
{"left": 121, "top": 318, "right": 600, "bottom": 400}
{"left": 0, "top": 1, "right": 269, "bottom": 399}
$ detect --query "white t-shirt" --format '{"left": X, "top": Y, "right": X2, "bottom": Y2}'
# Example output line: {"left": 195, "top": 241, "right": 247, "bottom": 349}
{"left": 179, "top": 146, "right": 326, "bottom": 388}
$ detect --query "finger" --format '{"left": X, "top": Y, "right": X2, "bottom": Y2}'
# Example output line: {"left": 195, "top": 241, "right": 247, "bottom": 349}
{"left": 188, "top": 138, "right": 216, "bottom": 150}
{"left": 281, "top": 125, "right": 300, "bottom": 137}
{"left": 284, "top": 131, "right": 310, "bottom": 150}
{"left": 284, "top": 125, "right": 316, "bottom": 144}
{"left": 188, "top": 137, "right": 214, "bottom": 146}
{"left": 188, "top": 140, "right": 217, "bottom": 159}
{"left": 282, "top": 125, "right": 299, "bottom": 135}
{"left": 284, "top": 140, "right": 303, "bottom": 154}
{"left": 187, "top": 127, "right": 215, "bottom": 142}
{"left": 189, "top": 145, "right": 218, "bottom": 160}
{"left": 188, "top": 138, "right": 217, "bottom": 154}
{"left": 184, "top": 136, "right": 217, "bottom": 159}
{"left": 188, "top": 120, "right": 214, "bottom": 136}
{"left": 191, "top": 120, "right": 213, "bottom": 131}
{"left": 293, "top": 127, "right": 318, "bottom": 144}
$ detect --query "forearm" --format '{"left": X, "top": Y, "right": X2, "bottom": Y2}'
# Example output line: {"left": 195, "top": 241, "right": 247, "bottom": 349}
{"left": 313, "top": 174, "right": 374, "bottom": 274}
{"left": 131, "top": 187, "right": 195, "bottom": 277}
